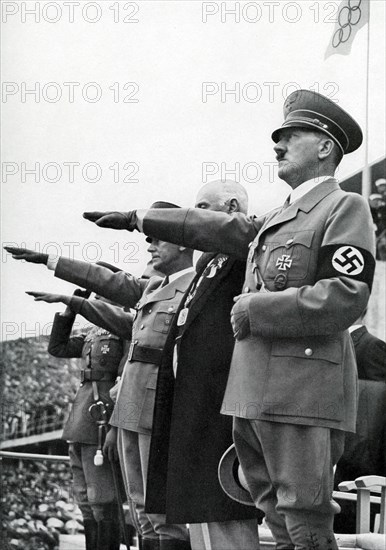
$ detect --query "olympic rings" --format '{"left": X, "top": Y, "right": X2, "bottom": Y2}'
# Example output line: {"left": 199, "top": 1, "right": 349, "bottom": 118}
{"left": 332, "top": 0, "right": 363, "bottom": 48}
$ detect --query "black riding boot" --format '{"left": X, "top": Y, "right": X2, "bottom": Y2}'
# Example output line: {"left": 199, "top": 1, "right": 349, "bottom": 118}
{"left": 142, "top": 538, "right": 160, "bottom": 550}
{"left": 83, "top": 519, "right": 98, "bottom": 550}
{"left": 160, "top": 539, "right": 192, "bottom": 550}
{"left": 97, "top": 519, "right": 121, "bottom": 550}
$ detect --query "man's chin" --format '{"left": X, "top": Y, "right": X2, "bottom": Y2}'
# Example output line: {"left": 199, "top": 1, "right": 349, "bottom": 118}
{"left": 278, "top": 165, "right": 300, "bottom": 186}
{"left": 278, "top": 165, "right": 291, "bottom": 182}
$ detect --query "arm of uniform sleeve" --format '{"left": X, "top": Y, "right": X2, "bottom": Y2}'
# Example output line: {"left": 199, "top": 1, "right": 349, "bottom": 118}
{"left": 54, "top": 258, "right": 146, "bottom": 308}
{"left": 48, "top": 313, "right": 85, "bottom": 358}
{"left": 247, "top": 193, "right": 376, "bottom": 338}
{"left": 68, "top": 296, "right": 134, "bottom": 340}
{"left": 142, "top": 208, "right": 262, "bottom": 259}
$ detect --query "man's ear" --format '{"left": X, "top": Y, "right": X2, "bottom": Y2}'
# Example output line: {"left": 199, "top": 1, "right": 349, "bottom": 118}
{"left": 228, "top": 198, "right": 239, "bottom": 213}
{"left": 318, "top": 138, "right": 335, "bottom": 160}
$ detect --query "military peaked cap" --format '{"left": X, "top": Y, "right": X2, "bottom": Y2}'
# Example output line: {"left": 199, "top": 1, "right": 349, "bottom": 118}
{"left": 271, "top": 89, "right": 363, "bottom": 155}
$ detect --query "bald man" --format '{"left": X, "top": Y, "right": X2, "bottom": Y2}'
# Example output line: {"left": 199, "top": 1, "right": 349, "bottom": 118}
{"left": 144, "top": 181, "right": 261, "bottom": 550}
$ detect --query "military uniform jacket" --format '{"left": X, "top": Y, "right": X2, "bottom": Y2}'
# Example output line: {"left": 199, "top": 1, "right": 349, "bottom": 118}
{"left": 54, "top": 258, "right": 194, "bottom": 434}
{"left": 145, "top": 254, "right": 262, "bottom": 523}
{"left": 49, "top": 312, "right": 126, "bottom": 444}
{"left": 143, "top": 180, "right": 376, "bottom": 432}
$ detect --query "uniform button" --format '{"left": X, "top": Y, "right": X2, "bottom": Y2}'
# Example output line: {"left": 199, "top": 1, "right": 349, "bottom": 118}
{"left": 168, "top": 306, "right": 174, "bottom": 312}
{"left": 148, "top": 309, "right": 152, "bottom": 313}
{"left": 305, "top": 348, "right": 313, "bottom": 357}
{"left": 286, "top": 239, "right": 294, "bottom": 246}
{"left": 140, "top": 324, "right": 144, "bottom": 330}
{"left": 165, "top": 320, "right": 170, "bottom": 325}
{"left": 262, "top": 245, "right": 267, "bottom": 251}
{"left": 244, "top": 286, "right": 250, "bottom": 293}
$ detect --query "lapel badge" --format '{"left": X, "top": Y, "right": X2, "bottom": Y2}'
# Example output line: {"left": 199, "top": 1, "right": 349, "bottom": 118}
{"left": 206, "top": 255, "right": 228, "bottom": 278}
{"left": 274, "top": 273, "right": 288, "bottom": 290}
{"left": 101, "top": 344, "right": 110, "bottom": 354}
{"left": 177, "top": 307, "right": 188, "bottom": 326}
{"left": 276, "top": 254, "right": 293, "bottom": 271}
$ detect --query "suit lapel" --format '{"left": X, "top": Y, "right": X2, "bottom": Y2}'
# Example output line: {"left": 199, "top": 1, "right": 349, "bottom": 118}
{"left": 181, "top": 255, "right": 234, "bottom": 332}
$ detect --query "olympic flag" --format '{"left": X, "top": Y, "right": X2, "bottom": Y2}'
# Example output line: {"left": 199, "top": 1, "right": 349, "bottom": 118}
{"left": 325, "top": 0, "right": 370, "bottom": 59}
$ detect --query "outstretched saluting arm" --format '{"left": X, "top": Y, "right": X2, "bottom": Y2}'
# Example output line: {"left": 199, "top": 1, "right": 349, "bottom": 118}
{"left": 83, "top": 208, "right": 262, "bottom": 259}
{"left": 27, "top": 291, "right": 134, "bottom": 340}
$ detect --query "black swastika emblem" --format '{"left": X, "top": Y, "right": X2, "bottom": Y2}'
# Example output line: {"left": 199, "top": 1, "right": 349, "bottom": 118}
{"left": 332, "top": 246, "right": 364, "bottom": 276}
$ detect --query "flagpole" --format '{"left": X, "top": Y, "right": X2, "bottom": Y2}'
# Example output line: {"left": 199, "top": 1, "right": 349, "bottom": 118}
{"left": 362, "top": 0, "right": 371, "bottom": 198}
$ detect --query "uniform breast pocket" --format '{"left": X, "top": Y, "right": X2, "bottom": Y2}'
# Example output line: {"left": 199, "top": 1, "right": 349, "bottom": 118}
{"left": 93, "top": 336, "right": 123, "bottom": 364}
{"left": 152, "top": 306, "right": 176, "bottom": 333}
{"left": 263, "top": 230, "right": 315, "bottom": 283}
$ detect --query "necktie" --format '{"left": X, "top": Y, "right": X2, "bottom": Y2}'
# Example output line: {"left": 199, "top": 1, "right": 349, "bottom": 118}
{"left": 278, "top": 195, "right": 291, "bottom": 214}
{"left": 161, "top": 276, "right": 169, "bottom": 288}
{"left": 282, "top": 195, "right": 291, "bottom": 210}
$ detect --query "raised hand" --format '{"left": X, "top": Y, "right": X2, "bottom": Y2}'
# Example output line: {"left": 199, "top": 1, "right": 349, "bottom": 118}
{"left": 4, "top": 247, "right": 49, "bottom": 264}
{"left": 83, "top": 211, "right": 138, "bottom": 231}
{"left": 26, "top": 291, "right": 69, "bottom": 304}
{"left": 72, "top": 288, "right": 92, "bottom": 299}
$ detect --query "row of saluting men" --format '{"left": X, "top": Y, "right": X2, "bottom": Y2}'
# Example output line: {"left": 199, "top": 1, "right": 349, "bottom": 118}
{"left": 6, "top": 89, "right": 386, "bottom": 550}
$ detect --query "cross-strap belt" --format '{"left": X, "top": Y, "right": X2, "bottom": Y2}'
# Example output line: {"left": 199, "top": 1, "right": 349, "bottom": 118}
{"left": 127, "top": 342, "right": 163, "bottom": 364}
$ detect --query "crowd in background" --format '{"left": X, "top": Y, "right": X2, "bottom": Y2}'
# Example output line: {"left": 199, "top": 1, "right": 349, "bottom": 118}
{"left": 2, "top": 336, "right": 81, "bottom": 440}
{"left": 1, "top": 335, "right": 87, "bottom": 549}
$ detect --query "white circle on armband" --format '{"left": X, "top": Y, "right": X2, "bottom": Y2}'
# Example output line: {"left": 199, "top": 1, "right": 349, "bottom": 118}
{"left": 332, "top": 246, "right": 364, "bottom": 276}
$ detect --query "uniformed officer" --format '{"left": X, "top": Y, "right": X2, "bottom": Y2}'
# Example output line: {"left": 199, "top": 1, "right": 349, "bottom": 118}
{"left": 6, "top": 203, "right": 194, "bottom": 550}
{"left": 80, "top": 90, "right": 376, "bottom": 549}
{"left": 44, "top": 289, "right": 132, "bottom": 550}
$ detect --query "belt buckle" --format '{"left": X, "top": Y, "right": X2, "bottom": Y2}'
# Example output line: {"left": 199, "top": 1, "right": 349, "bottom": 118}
{"left": 128, "top": 341, "right": 137, "bottom": 361}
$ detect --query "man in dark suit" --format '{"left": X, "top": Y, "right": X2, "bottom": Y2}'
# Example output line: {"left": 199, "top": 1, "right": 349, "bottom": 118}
{"left": 334, "top": 313, "right": 386, "bottom": 533}
{"left": 349, "top": 313, "right": 386, "bottom": 382}
{"left": 82, "top": 90, "right": 376, "bottom": 548}
{"left": 145, "top": 181, "right": 261, "bottom": 550}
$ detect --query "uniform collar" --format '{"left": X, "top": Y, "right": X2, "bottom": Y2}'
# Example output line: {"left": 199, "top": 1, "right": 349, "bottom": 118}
{"left": 289, "top": 175, "right": 336, "bottom": 205}
{"left": 139, "top": 269, "right": 194, "bottom": 307}
{"left": 259, "top": 178, "right": 339, "bottom": 236}
{"left": 168, "top": 267, "right": 195, "bottom": 283}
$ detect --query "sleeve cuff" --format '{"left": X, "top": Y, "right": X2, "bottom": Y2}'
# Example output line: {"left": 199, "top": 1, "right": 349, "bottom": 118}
{"left": 136, "top": 209, "right": 147, "bottom": 231}
{"left": 47, "top": 254, "right": 60, "bottom": 271}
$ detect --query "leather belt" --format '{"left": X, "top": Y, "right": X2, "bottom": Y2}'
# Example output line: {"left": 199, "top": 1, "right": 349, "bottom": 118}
{"left": 80, "top": 370, "right": 116, "bottom": 383}
{"left": 128, "top": 342, "right": 163, "bottom": 364}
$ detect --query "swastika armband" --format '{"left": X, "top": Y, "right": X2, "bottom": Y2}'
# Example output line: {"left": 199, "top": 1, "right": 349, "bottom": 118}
{"left": 316, "top": 244, "right": 375, "bottom": 290}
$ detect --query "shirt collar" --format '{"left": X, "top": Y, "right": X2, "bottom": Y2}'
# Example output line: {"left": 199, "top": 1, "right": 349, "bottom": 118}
{"left": 349, "top": 324, "right": 363, "bottom": 333}
{"left": 168, "top": 267, "right": 195, "bottom": 284}
{"left": 289, "top": 175, "right": 336, "bottom": 205}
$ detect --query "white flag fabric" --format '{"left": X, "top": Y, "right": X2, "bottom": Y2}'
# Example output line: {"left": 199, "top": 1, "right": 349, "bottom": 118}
{"left": 325, "top": 0, "right": 370, "bottom": 59}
